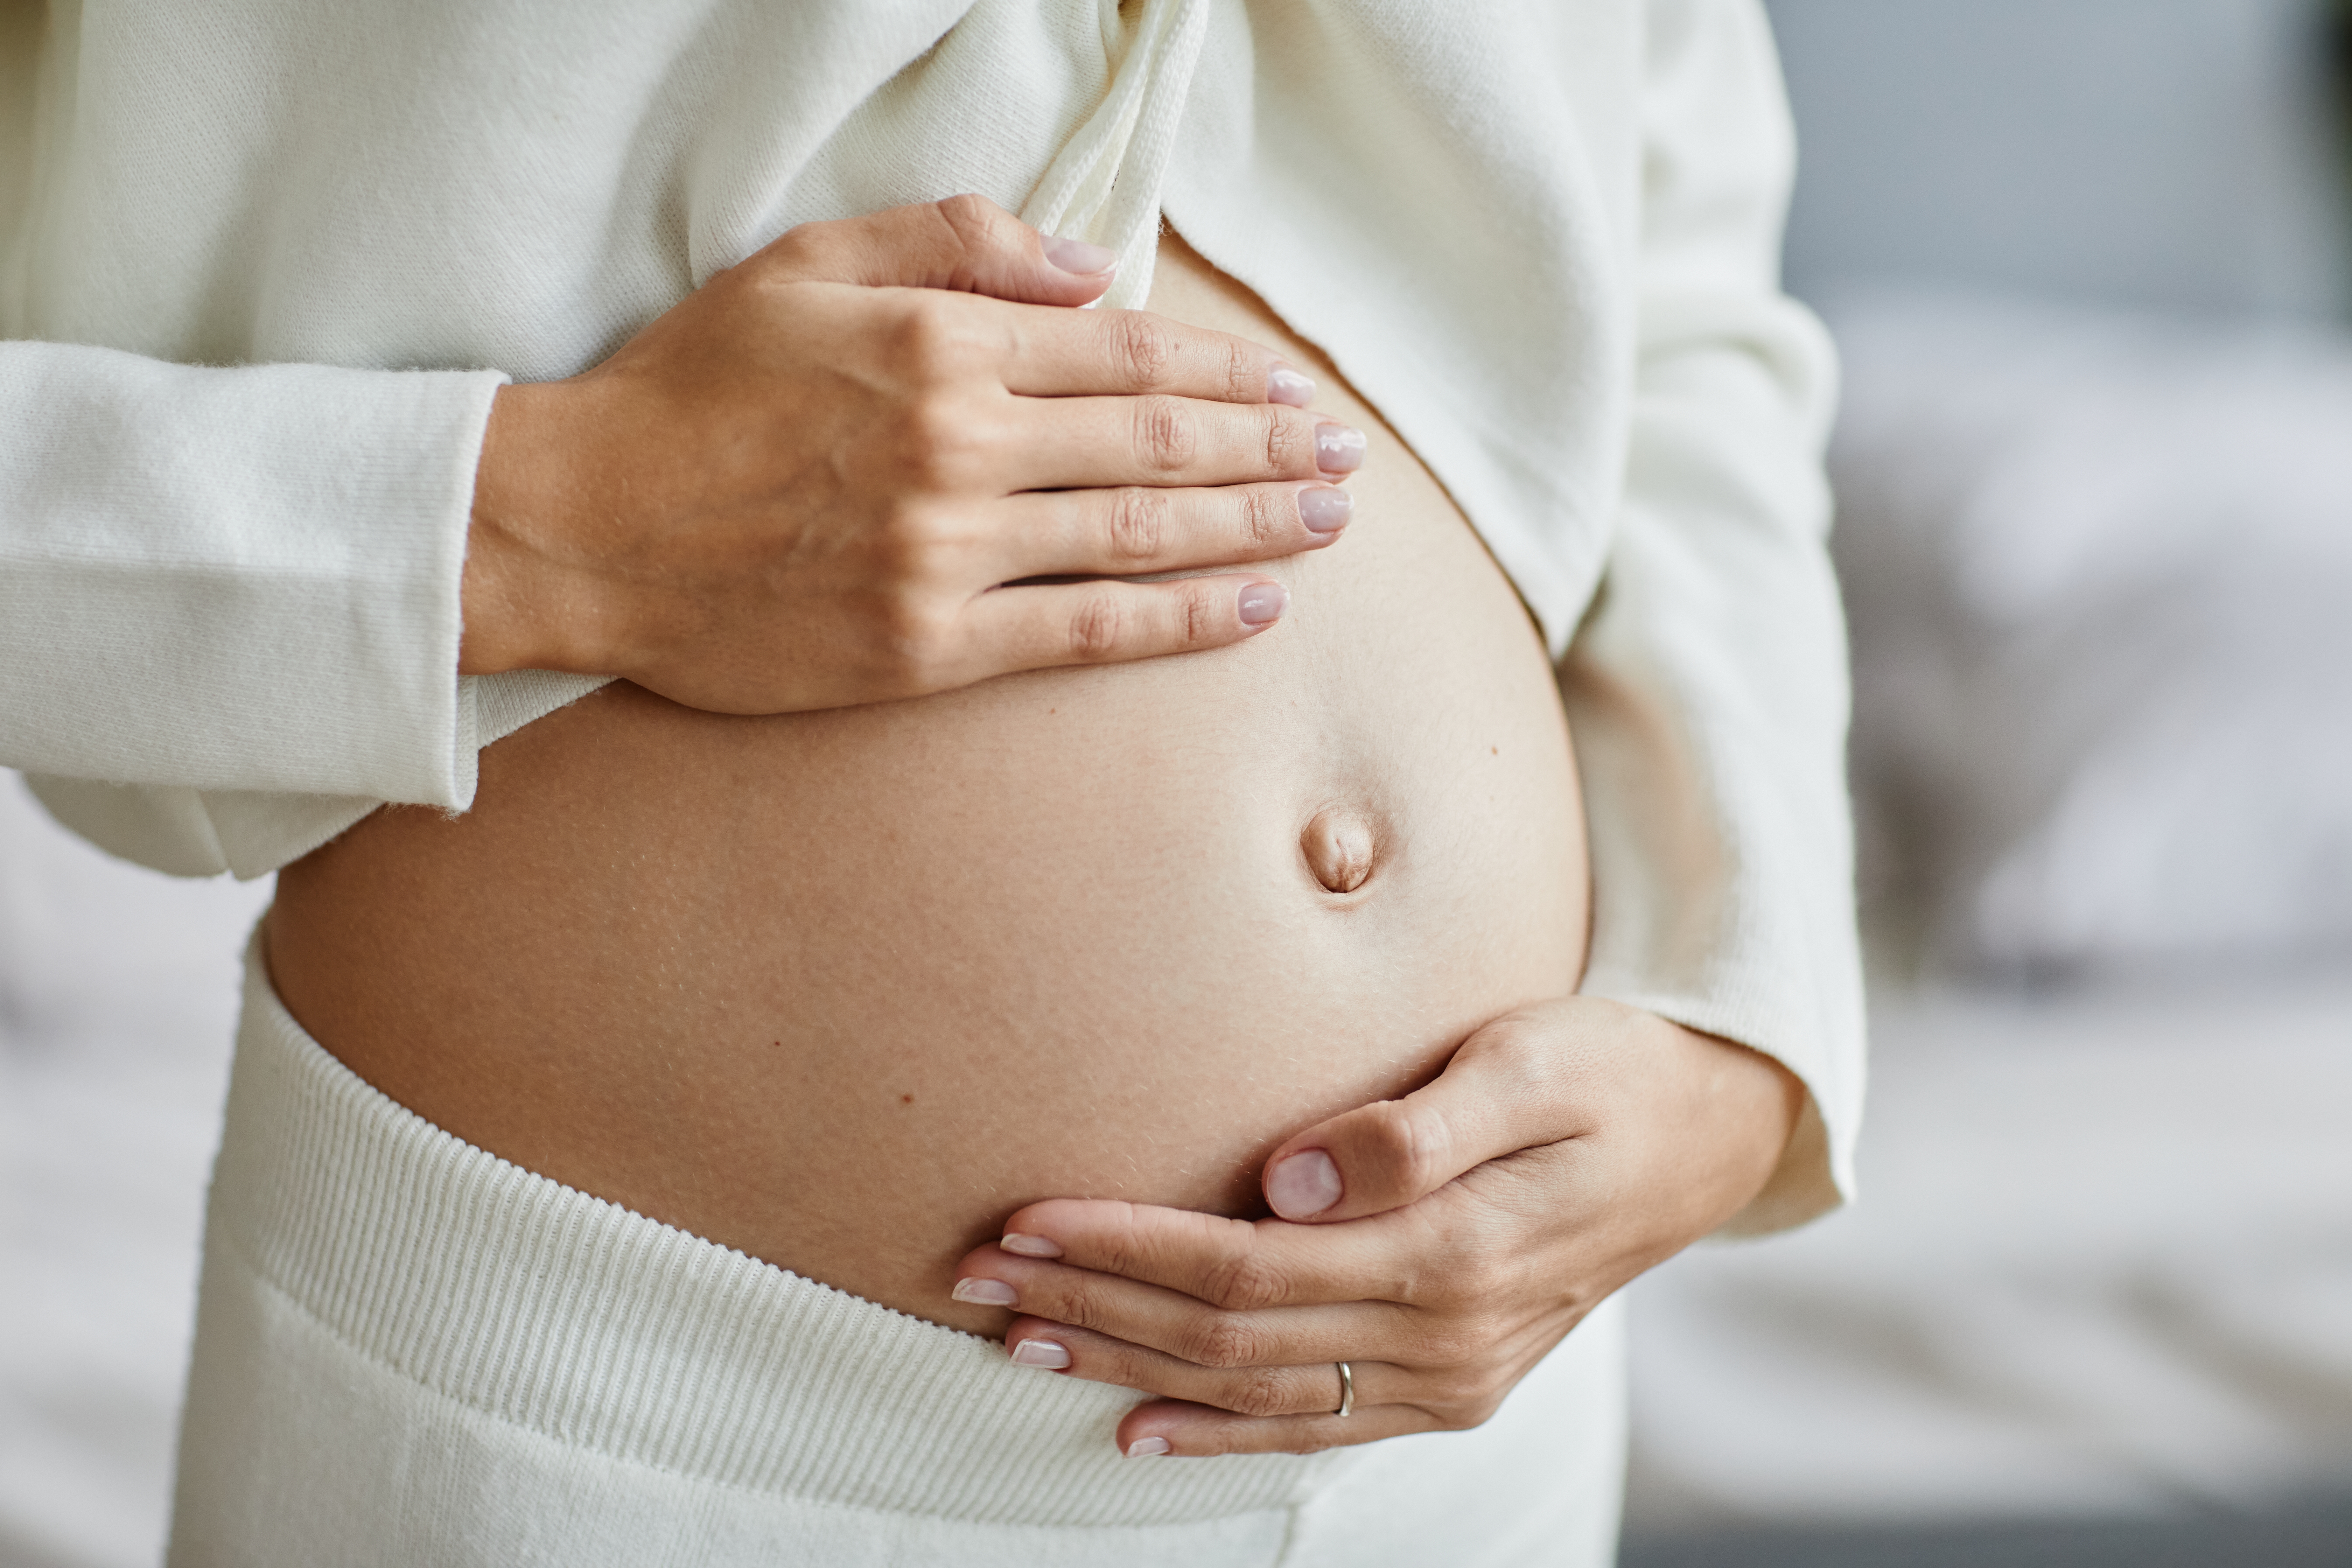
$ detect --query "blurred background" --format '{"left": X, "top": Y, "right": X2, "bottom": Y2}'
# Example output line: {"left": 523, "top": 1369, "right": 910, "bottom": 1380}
{"left": 6, "top": 2, "right": 2352, "bottom": 1565}
{"left": 1623, "top": 1, "right": 2352, "bottom": 1564}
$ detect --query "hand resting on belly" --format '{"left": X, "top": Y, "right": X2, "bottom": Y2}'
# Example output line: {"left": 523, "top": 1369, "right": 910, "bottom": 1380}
{"left": 268, "top": 215, "right": 1595, "bottom": 1346}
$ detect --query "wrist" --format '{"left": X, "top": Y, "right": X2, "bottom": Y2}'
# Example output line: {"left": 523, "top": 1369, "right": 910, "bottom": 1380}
{"left": 1676, "top": 1021, "right": 1807, "bottom": 1220}
{"left": 461, "top": 381, "right": 600, "bottom": 677}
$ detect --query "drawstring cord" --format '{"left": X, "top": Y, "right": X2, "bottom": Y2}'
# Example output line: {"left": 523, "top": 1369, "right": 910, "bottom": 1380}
{"left": 1020, "top": 0, "right": 1210, "bottom": 309}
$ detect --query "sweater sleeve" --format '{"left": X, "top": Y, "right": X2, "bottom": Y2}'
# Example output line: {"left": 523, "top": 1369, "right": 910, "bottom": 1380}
{"left": 0, "top": 3, "right": 504, "bottom": 850}
{"left": 0, "top": 343, "right": 506, "bottom": 814}
{"left": 1562, "top": 0, "right": 1864, "bottom": 1232}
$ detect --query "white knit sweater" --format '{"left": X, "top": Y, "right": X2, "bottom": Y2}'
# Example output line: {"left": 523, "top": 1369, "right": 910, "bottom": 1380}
{"left": 0, "top": 0, "right": 1861, "bottom": 1220}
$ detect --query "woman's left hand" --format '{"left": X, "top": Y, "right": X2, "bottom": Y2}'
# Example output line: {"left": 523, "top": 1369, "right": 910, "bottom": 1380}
{"left": 949, "top": 995, "right": 1804, "bottom": 1457}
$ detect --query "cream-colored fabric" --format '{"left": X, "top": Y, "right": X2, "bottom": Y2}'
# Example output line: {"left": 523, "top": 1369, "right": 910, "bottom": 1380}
{"left": 173, "top": 943, "right": 1628, "bottom": 1566}
{"left": 0, "top": 0, "right": 1860, "bottom": 1217}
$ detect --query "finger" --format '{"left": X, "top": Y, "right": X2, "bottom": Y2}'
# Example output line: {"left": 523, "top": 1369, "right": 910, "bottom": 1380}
{"left": 1004, "top": 1316, "right": 1407, "bottom": 1421}
{"left": 754, "top": 194, "right": 1118, "bottom": 308}
{"left": 1116, "top": 1398, "right": 1441, "bottom": 1459}
{"left": 1010, "top": 394, "right": 1362, "bottom": 490}
{"left": 955, "top": 573, "right": 1290, "bottom": 676}
{"left": 951, "top": 1245, "right": 1401, "bottom": 1367}
{"left": 994, "top": 1198, "right": 1439, "bottom": 1310}
{"left": 996, "top": 304, "right": 1316, "bottom": 406}
{"left": 1261, "top": 1008, "right": 1607, "bottom": 1223}
{"left": 999, "top": 482, "right": 1350, "bottom": 578}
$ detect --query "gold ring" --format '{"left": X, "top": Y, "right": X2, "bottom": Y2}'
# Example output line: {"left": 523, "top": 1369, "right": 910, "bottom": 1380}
{"left": 1333, "top": 1360, "right": 1355, "bottom": 1419}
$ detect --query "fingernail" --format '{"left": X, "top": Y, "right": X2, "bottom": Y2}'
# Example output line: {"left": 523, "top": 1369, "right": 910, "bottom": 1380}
{"left": 1043, "top": 234, "right": 1116, "bottom": 274}
{"left": 1000, "top": 1233, "right": 1063, "bottom": 1258}
{"left": 1237, "top": 582, "right": 1289, "bottom": 627}
{"left": 951, "top": 1277, "right": 1018, "bottom": 1307}
{"left": 1297, "top": 486, "right": 1352, "bottom": 536}
{"left": 1011, "top": 1338, "right": 1072, "bottom": 1370}
{"left": 1267, "top": 1149, "right": 1343, "bottom": 1219}
{"left": 1267, "top": 362, "right": 1315, "bottom": 407}
{"left": 1315, "top": 424, "right": 1367, "bottom": 476}
{"left": 1125, "top": 1437, "right": 1172, "bottom": 1458}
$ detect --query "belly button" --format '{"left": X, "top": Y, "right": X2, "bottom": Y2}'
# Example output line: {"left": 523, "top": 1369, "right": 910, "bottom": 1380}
{"left": 1301, "top": 807, "right": 1379, "bottom": 895}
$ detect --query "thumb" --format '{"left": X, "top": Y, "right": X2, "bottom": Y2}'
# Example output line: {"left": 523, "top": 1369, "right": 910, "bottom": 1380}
{"left": 1262, "top": 1012, "right": 1575, "bottom": 1223}
{"left": 755, "top": 193, "right": 1115, "bottom": 306}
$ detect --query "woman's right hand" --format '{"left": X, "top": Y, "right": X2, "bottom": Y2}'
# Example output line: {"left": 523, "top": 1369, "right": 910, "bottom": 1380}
{"left": 460, "top": 195, "right": 1362, "bottom": 714}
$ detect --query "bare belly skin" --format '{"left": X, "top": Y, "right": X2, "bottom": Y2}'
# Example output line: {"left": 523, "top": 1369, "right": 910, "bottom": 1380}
{"left": 267, "top": 234, "right": 1590, "bottom": 1336}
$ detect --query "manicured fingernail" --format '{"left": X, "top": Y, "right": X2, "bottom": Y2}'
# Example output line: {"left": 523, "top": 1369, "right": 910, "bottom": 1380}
{"left": 1297, "top": 486, "right": 1352, "bottom": 535}
{"left": 1011, "top": 1338, "right": 1072, "bottom": 1369}
{"left": 1000, "top": 1233, "right": 1063, "bottom": 1258}
{"left": 1267, "top": 1149, "right": 1343, "bottom": 1219}
{"left": 951, "top": 1278, "right": 1018, "bottom": 1306}
{"left": 1267, "top": 362, "right": 1315, "bottom": 407}
{"left": 1043, "top": 234, "right": 1117, "bottom": 274}
{"left": 1237, "top": 581, "right": 1288, "bottom": 627}
{"left": 1125, "top": 1437, "right": 1172, "bottom": 1458}
{"left": 1315, "top": 424, "right": 1367, "bottom": 475}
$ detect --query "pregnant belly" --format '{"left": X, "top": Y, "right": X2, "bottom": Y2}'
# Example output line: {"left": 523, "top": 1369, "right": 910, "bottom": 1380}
{"left": 266, "top": 235, "right": 1589, "bottom": 1335}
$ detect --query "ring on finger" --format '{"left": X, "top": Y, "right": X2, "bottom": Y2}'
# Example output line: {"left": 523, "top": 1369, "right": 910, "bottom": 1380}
{"left": 1333, "top": 1360, "right": 1354, "bottom": 1419}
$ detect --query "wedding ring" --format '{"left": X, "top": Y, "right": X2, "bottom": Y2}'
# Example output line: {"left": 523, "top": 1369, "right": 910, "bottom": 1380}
{"left": 1333, "top": 1360, "right": 1355, "bottom": 1419}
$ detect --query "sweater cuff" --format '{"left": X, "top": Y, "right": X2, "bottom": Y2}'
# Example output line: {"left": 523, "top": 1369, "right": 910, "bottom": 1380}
{"left": 0, "top": 342, "right": 507, "bottom": 806}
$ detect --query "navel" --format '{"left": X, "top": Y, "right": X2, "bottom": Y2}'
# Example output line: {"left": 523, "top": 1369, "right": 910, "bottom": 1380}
{"left": 1301, "top": 807, "right": 1379, "bottom": 895}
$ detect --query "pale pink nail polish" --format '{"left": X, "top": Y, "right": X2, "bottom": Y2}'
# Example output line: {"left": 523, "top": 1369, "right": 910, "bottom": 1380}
{"left": 1237, "top": 582, "right": 1288, "bottom": 627}
{"left": 951, "top": 1278, "right": 1018, "bottom": 1307}
{"left": 1043, "top": 234, "right": 1116, "bottom": 274}
{"left": 1267, "top": 1149, "right": 1343, "bottom": 1219}
{"left": 1297, "top": 487, "right": 1352, "bottom": 535}
{"left": 1267, "top": 362, "right": 1315, "bottom": 407}
{"left": 1000, "top": 1233, "right": 1063, "bottom": 1258}
{"left": 1125, "top": 1436, "right": 1172, "bottom": 1458}
{"left": 1011, "top": 1338, "right": 1072, "bottom": 1369}
{"left": 1315, "top": 424, "right": 1367, "bottom": 475}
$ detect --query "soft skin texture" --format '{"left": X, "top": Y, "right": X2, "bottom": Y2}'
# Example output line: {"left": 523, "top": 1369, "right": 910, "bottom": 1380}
{"left": 266, "top": 230, "right": 1596, "bottom": 1349}
{"left": 966, "top": 997, "right": 1799, "bottom": 1456}
{"left": 463, "top": 196, "right": 1352, "bottom": 710}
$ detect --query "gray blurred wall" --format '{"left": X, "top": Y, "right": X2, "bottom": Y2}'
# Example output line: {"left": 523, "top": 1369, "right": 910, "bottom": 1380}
{"left": 1768, "top": 0, "right": 2350, "bottom": 318}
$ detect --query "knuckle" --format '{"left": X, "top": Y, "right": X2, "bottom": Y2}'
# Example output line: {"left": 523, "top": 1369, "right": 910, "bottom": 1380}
{"left": 1432, "top": 1360, "right": 1513, "bottom": 1412}
{"left": 1226, "top": 1366, "right": 1297, "bottom": 1419}
{"left": 1263, "top": 409, "right": 1308, "bottom": 474}
{"left": 1110, "top": 312, "right": 1179, "bottom": 389}
{"left": 892, "top": 296, "right": 985, "bottom": 384}
{"left": 1186, "top": 1314, "right": 1268, "bottom": 1371}
{"left": 1436, "top": 1395, "right": 1505, "bottom": 1433}
{"left": 1132, "top": 395, "right": 1198, "bottom": 473}
{"left": 1411, "top": 1316, "right": 1490, "bottom": 1369}
{"left": 1200, "top": 1252, "right": 1289, "bottom": 1314}
{"left": 1067, "top": 588, "right": 1125, "bottom": 662}
{"left": 1239, "top": 486, "right": 1288, "bottom": 552}
{"left": 900, "top": 394, "right": 985, "bottom": 489}
{"left": 864, "top": 593, "right": 955, "bottom": 695}
{"left": 930, "top": 191, "right": 999, "bottom": 241}
{"left": 1106, "top": 487, "right": 1170, "bottom": 564}
{"left": 872, "top": 503, "right": 943, "bottom": 578}
{"left": 1222, "top": 338, "right": 1255, "bottom": 403}
{"left": 1362, "top": 1102, "right": 1453, "bottom": 1202}
{"left": 1179, "top": 582, "right": 1219, "bottom": 649}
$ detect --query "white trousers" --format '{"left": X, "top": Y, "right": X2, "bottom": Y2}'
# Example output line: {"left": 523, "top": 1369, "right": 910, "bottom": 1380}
{"left": 167, "top": 947, "right": 1626, "bottom": 1566}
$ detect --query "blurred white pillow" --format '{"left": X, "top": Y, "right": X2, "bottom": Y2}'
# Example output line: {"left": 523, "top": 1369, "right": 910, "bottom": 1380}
{"left": 1828, "top": 290, "right": 2352, "bottom": 972}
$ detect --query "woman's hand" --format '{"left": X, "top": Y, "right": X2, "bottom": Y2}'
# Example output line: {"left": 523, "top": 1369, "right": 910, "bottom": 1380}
{"left": 461, "top": 195, "right": 1361, "bottom": 713}
{"left": 949, "top": 996, "right": 1802, "bottom": 1457}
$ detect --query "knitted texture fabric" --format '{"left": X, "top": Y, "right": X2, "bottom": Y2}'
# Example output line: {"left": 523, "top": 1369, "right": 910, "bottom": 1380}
{"left": 166, "top": 944, "right": 1629, "bottom": 1566}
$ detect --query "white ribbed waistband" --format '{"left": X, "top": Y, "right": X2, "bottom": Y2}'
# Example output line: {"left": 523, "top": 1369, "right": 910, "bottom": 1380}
{"left": 210, "top": 942, "right": 1336, "bottom": 1530}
